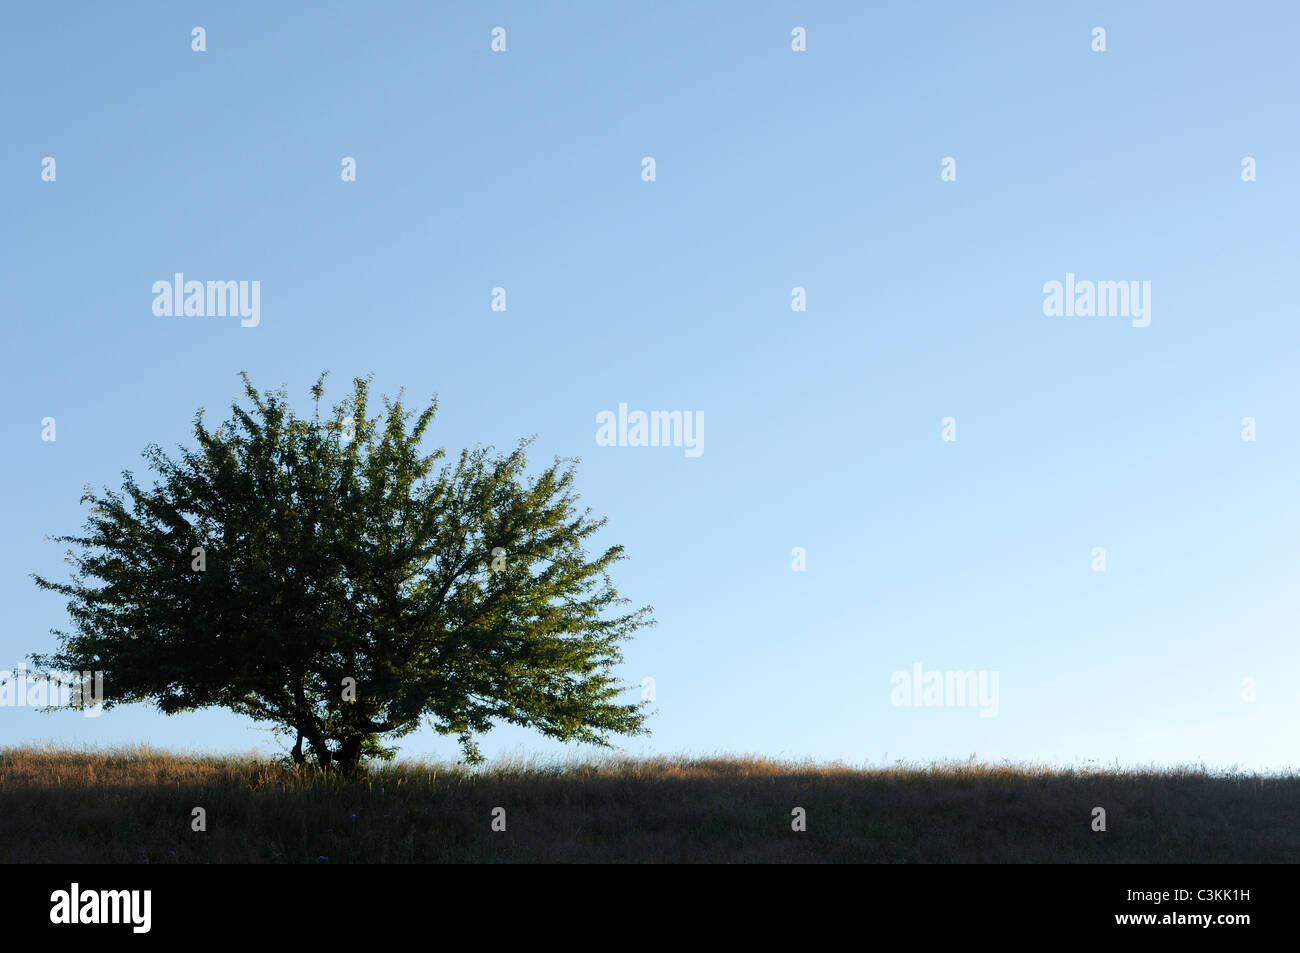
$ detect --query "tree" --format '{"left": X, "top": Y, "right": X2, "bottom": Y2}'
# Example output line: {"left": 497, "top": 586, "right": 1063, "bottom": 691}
{"left": 32, "top": 372, "right": 653, "bottom": 774}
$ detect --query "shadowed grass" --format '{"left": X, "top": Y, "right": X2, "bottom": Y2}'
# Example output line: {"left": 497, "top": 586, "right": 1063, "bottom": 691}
{"left": 1, "top": 745, "right": 1296, "bottom": 863}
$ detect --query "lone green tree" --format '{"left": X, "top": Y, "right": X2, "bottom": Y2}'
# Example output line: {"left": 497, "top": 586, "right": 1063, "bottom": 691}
{"left": 32, "top": 373, "right": 652, "bottom": 774}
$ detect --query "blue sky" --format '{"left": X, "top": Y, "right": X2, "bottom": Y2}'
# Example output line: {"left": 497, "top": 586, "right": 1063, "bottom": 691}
{"left": 3, "top": 1, "right": 1298, "bottom": 770}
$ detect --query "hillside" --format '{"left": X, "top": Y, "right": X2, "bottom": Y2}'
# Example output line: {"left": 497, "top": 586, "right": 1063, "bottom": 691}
{"left": 1, "top": 746, "right": 1295, "bottom": 863}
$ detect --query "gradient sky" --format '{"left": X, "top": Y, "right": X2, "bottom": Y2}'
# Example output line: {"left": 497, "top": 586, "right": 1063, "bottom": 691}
{"left": 3, "top": 1, "right": 1298, "bottom": 770}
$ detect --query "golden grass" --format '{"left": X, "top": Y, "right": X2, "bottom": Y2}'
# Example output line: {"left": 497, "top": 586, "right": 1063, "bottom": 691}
{"left": 1, "top": 745, "right": 1295, "bottom": 863}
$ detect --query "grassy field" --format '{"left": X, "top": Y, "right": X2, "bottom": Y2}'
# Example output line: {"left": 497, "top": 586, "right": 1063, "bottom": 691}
{"left": 1, "top": 745, "right": 1296, "bottom": 863}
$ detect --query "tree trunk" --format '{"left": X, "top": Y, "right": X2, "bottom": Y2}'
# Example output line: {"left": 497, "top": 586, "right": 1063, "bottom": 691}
{"left": 301, "top": 724, "right": 332, "bottom": 772}
{"left": 335, "top": 734, "right": 364, "bottom": 776}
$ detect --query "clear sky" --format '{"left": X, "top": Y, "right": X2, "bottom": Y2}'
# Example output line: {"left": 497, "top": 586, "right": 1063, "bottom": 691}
{"left": 3, "top": 1, "right": 1298, "bottom": 770}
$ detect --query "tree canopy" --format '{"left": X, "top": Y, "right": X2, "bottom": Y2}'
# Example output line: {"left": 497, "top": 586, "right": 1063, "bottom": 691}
{"left": 32, "top": 372, "right": 653, "bottom": 773}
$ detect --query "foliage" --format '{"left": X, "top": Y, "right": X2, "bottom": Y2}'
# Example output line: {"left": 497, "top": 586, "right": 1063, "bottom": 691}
{"left": 32, "top": 373, "right": 652, "bottom": 773}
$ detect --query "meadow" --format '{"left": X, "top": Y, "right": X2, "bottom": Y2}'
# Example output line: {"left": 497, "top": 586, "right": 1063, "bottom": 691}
{"left": 1, "top": 746, "right": 1295, "bottom": 863}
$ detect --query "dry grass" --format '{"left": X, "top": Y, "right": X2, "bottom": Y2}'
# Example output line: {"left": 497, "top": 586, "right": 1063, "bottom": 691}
{"left": 1, "top": 745, "right": 1296, "bottom": 862}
